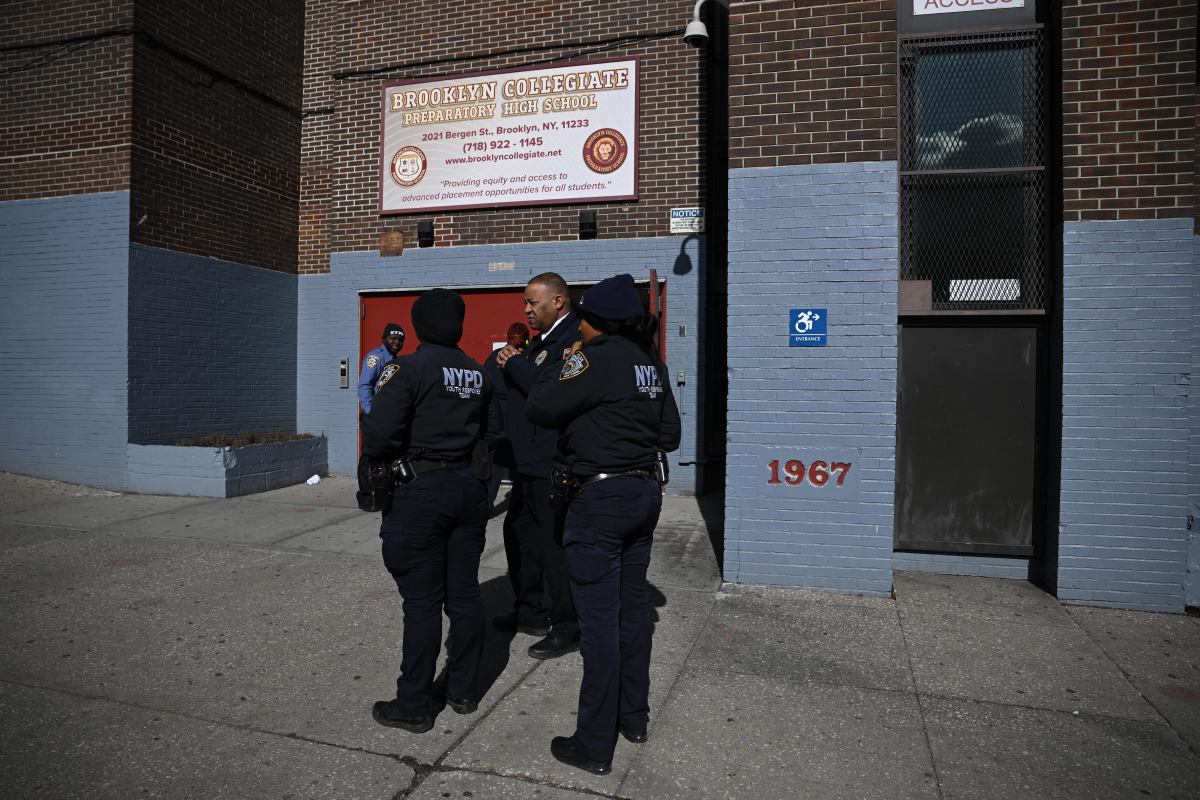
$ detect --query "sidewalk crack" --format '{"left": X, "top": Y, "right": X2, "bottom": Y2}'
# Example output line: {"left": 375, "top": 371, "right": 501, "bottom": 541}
{"left": 1065, "top": 609, "right": 1200, "bottom": 759}
{"left": 894, "top": 599, "right": 946, "bottom": 800}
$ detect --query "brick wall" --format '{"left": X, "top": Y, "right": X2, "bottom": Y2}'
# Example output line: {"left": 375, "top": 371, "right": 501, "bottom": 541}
{"left": 128, "top": 244, "right": 297, "bottom": 443}
{"left": 1059, "top": 219, "right": 1194, "bottom": 612}
{"left": 0, "top": 1, "right": 134, "bottom": 201}
{"left": 297, "top": 275, "right": 331, "bottom": 438}
{"left": 1191, "top": 232, "right": 1199, "bottom": 608}
{"left": 728, "top": 0, "right": 897, "bottom": 170}
{"left": 1061, "top": 0, "right": 1196, "bottom": 221}
{"left": 134, "top": 0, "right": 301, "bottom": 109}
{"left": 724, "top": 162, "right": 898, "bottom": 593}
{"left": 1, "top": 1, "right": 303, "bottom": 268}
{"left": 0, "top": 192, "right": 131, "bottom": 488}
{"left": 129, "top": 1, "right": 303, "bottom": 273}
{"left": 300, "top": 0, "right": 705, "bottom": 274}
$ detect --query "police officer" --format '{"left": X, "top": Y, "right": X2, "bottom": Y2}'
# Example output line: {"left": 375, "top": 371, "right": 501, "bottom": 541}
{"left": 525, "top": 273, "right": 681, "bottom": 774}
{"left": 494, "top": 273, "right": 581, "bottom": 656}
{"left": 363, "top": 289, "right": 500, "bottom": 733}
{"left": 359, "top": 322, "right": 406, "bottom": 414}
{"left": 481, "top": 322, "right": 529, "bottom": 510}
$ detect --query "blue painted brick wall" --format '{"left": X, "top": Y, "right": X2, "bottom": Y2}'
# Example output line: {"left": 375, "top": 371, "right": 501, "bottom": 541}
{"left": 128, "top": 243, "right": 297, "bottom": 443}
{"left": 1191, "top": 234, "right": 1200, "bottom": 609}
{"left": 1060, "top": 219, "right": 1194, "bottom": 612}
{"left": 0, "top": 192, "right": 131, "bottom": 489}
{"left": 297, "top": 274, "right": 331, "bottom": 437}
{"left": 304, "top": 237, "right": 705, "bottom": 492}
{"left": 724, "top": 162, "right": 898, "bottom": 595}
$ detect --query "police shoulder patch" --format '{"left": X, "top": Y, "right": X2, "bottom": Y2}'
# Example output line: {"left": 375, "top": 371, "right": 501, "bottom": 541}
{"left": 365, "top": 355, "right": 379, "bottom": 368}
{"left": 559, "top": 352, "right": 589, "bottom": 380}
{"left": 534, "top": 350, "right": 548, "bottom": 366}
{"left": 376, "top": 363, "right": 400, "bottom": 389}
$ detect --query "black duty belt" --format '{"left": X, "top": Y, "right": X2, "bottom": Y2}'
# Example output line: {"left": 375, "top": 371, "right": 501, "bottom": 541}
{"left": 410, "top": 458, "right": 471, "bottom": 473}
{"left": 578, "top": 469, "right": 655, "bottom": 487}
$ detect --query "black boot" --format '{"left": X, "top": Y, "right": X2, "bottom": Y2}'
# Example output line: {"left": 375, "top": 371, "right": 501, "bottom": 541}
{"left": 371, "top": 700, "right": 433, "bottom": 733}
{"left": 551, "top": 736, "right": 611, "bottom": 775}
{"left": 528, "top": 630, "right": 580, "bottom": 660}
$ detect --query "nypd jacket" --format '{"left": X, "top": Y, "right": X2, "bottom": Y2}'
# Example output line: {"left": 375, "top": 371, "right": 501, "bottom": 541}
{"left": 362, "top": 343, "right": 502, "bottom": 462}
{"left": 502, "top": 311, "right": 581, "bottom": 477}
{"left": 358, "top": 344, "right": 393, "bottom": 415}
{"left": 524, "top": 334, "right": 681, "bottom": 477}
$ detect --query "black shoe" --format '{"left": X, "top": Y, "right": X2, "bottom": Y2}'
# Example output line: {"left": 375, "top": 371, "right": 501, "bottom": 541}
{"left": 492, "top": 612, "right": 552, "bottom": 637}
{"left": 551, "top": 735, "right": 612, "bottom": 776}
{"left": 371, "top": 700, "right": 433, "bottom": 733}
{"left": 619, "top": 724, "right": 648, "bottom": 744}
{"left": 445, "top": 695, "right": 478, "bottom": 714}
{"left": 528, "top": 631, "right": 580, "bottom": 660}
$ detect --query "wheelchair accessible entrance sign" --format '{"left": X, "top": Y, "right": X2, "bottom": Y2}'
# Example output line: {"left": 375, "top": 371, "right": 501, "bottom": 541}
{"left": 790, "top": 308, "right": 827, "bottom": 347}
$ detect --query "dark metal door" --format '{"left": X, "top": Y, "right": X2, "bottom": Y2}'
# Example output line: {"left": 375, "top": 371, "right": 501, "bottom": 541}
{"left": 895, "top": 325, "right": 1039, "bottom": 555}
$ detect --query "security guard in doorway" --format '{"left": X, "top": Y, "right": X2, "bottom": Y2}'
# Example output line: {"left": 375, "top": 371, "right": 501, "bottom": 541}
{"left": 362, "top": 289, "right": 501, "bottom": 733}
{"left": 359, "top": 322, "right": 406, "bottom": 414}
{"left": 525, "top": 273, "right": 681, "bottom": 774}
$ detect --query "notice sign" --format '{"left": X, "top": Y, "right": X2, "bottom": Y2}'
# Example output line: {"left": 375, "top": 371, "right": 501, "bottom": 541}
{"left": 669, "top": 208, "right": 704, "bottom": 234}
{"left": 380, "top": 58, "right": 638, "bottom": 215}
{"left": 790, "top": 309, "right": 827, "bottom": 347}
{"left": 914, "top": 0, "right": 1024, "bottom": 14}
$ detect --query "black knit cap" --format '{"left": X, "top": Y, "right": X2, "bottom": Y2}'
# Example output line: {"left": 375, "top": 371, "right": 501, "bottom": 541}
{"left": 411, "top": 288, "right": 464, "bottom": 346}
{"left": 382, "top": 322, "right": 405, "bottom": 339}
{"left": 577, "top": 273, "right": 643, "bottom": 321}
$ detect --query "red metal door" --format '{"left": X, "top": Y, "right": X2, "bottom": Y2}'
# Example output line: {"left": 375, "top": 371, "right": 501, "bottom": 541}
{"left": 360, "top": 287, "right": 530, "bottom": 367}
{"left": 360, "top": 282, "right": 666, "bottom": 366}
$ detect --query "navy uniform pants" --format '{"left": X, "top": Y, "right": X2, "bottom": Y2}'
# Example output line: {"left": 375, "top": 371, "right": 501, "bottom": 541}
{"left": 503, "top": 474, "right": 548, "bottom": 628}
{"left": 563, "top": 475, "right": 662, "bottom": 762}
{"left": 380, "top": 467, "right": 487, "bottom": 716}
{"left": 512, "top": 473, "right": 577, "bottom": 636}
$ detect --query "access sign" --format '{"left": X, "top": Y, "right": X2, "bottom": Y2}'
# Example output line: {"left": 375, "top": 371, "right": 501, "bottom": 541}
{"left": 790, "top": 309, "right": 827, "bottom": 347}
{"left": 914, "top": 0, "right": 1024, "bottom": 14}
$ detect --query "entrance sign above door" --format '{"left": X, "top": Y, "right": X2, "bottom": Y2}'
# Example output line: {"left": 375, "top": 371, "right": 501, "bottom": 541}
{"left": 380, "top": 58, "right": 638, "bottom": 215}
{"left": 914, "top": 0, "right": 1024, "bottom": 14}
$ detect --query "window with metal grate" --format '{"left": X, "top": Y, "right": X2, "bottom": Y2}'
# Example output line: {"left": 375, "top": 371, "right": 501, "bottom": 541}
{"left": 899, "top": 30, "right": 1049, "bottom": 312}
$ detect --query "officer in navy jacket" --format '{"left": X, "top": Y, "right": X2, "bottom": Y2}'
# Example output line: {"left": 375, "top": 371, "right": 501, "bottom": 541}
{"left": 525, "top": 273, "right": 681, "bottom": 775}
{"left": 363, "top": 289, "right": 500, "bottom": 733}
{"left": 359, "top": 322, "right": 406, "bottom": 414}
{"left": 492, "top": 272, "right": 582, "bottom": 658}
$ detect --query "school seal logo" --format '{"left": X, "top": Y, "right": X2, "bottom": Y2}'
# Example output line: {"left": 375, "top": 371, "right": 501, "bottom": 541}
{"left": 582, "top": 128, "right": 628, "bottom": 174}
{"left": 559, "top": 352, "right": 589, "bottom": 380}
{"left": 390, "top": 145, "right": 428, "bottom": 187}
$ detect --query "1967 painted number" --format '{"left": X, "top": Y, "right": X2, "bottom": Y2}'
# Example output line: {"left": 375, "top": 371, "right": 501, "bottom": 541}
{"left": 767, "top": 460, "right": 851, "bottom": 487}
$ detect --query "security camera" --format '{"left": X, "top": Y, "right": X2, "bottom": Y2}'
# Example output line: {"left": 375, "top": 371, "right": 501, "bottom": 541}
{"left": 683, "top": 18, "right": 709, "bottom": 48}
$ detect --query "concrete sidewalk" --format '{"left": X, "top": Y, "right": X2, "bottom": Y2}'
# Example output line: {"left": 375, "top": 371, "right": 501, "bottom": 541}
{"left": 1, "top": 472, "right": 1198, "bottom": 800}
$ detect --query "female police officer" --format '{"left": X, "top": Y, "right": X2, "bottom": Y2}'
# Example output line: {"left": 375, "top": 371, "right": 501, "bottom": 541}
{"left": 525, "top": 273, "right": 681, "bottom": 774}
{"left": 362, "top": 288, "right": 500, "bottom": 733}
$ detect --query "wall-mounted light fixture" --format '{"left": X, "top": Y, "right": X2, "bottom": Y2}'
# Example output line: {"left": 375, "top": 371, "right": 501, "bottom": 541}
{"left": 579, "top": 210, "right": 597, "bottom": 240}
{"left": 417, "top": 219, "right": 434, "bottom": 247}
{"left": 683, "top": 0, "right": 729, "bottom": 48}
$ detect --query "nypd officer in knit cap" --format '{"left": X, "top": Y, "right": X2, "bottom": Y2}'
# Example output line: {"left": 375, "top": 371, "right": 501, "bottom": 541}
{"left": 363, "top": 289, "right": 501, "bottom": 733}
{"left": 525, "top": 273, "right": 681, "bottom": 774}
{"left": 359, "top": 322, "right": 406, "bottom": 414}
